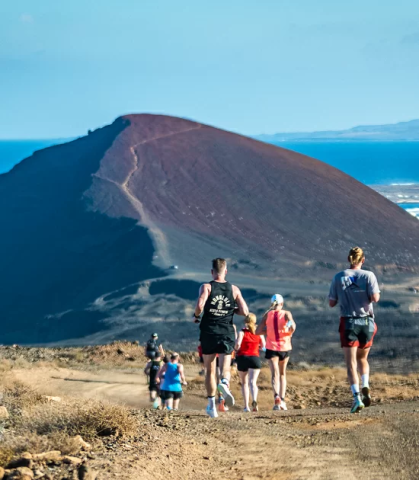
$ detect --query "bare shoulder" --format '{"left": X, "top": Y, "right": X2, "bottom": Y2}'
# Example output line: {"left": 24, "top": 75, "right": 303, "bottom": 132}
{"left": 232, "top": 284, "right": 241, "bottom": 296}
{"left": 200, "top": 283, "right": 211, "bottom": 292}
{"left": 284, "top": 310, "right": 294, "bottom": 317}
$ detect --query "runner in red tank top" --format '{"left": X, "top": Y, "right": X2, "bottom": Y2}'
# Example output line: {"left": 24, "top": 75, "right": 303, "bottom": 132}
{"left": 256, "top": 294, "right": 296, "bottom": 411}
{"left": 235, "top": 313, "right": 265, "bottom": 412}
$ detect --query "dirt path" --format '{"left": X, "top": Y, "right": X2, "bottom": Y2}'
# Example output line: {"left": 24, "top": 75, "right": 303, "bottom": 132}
{"left": 12, "top": 365, "right": 203, "bottom": 409}
{"left": 12, "top": 366, "right": 419, "bottom": 479}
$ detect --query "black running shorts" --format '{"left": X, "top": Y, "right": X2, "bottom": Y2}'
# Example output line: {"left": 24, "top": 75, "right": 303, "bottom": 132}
{"left": 200, "top": 334, "right": 235, "bottom": 355}
{"left": 339, "top": 317, "right": 377, "bottom": 349}
{"left": 237, "top": 355, "right": 262, "bottom": 372}
{"left": 160, "top": 390, "right": 183, "bottom": 400}
{"left": 149, "top": 383, "right": 159, "bottom": 392}
{"left": 265, "top": 350, "right": 290, "bottom": 361}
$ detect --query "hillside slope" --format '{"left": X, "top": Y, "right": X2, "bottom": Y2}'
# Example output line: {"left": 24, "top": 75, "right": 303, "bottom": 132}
{"left": 1, "top": 114, "right": 418, "bottom": 343}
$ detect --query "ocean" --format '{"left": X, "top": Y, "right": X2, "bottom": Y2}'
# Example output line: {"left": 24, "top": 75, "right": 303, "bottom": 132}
{"left": 0, "top": 140, "right": 68, "bottom": 175}
{"left": 272, "top": 141, "right": 419, "bottom": 185}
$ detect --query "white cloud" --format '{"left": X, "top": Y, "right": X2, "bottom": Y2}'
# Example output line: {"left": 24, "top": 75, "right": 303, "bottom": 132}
{"left": 20, "top": 14, "right": 34, "bottom": 24}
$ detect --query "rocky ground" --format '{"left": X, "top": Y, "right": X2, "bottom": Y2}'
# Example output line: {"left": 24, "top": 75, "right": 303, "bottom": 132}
{"left": 1, "top": 344, "right": 419, "bottom": 479}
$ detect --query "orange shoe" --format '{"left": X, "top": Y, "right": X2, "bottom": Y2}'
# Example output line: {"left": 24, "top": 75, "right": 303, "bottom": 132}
{"left": 218, "top": 399, "right": 229, "bottom": 412}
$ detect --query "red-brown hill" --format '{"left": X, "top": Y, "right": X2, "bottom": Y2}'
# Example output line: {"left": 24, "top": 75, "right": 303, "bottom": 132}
{"left": 0, "top": 114, "right": 418, "bottom": 344}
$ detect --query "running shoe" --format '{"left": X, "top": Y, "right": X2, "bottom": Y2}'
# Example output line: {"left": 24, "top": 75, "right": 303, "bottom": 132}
{"left": 217, "top": 381, "right": 235, "bottom": 407}
{"left": 280, "top": 400, "right": 288, "bottom": 411}
{"left": 152, "top": 398, "right": 160, "bottom": 409}
{"left": 362, "top": 386, "right": 372, "bottom": 407}
{"left": 243, "top": 407, "right": 251, "bottom": 412}
{"left": 252, "top": 400, "right": 258, "bottom": 412}
{"left": 273, "top": 395, "right": 281, "bottom": 410}
{"left": 218, "top": 399, "right": 229, "bottom": 412}
{"left": 350, "top": 395, "right": 365, "bottom": 414}
{"left": 206, "top": 405, "right": 219, "bottom": 418}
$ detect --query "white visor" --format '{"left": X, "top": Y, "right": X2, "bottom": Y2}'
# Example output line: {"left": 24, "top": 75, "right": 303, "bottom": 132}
{"left": 271, "top": 294, "right": 284, "bottom": 304}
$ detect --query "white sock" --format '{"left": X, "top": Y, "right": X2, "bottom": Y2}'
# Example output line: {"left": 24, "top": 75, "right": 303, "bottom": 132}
{"left": 350, "top": 384, "right": 360, "bottom": 396}
{"left": 208, "top": 396, "right": 216, "bottom": 409}
{"left": 361, "top": 374, "right": 369, "bottom": 389}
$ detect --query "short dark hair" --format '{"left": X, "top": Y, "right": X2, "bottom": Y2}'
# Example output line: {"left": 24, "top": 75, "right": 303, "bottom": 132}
{"left": 212, "top": 258, "right": 227, "bottom": 273}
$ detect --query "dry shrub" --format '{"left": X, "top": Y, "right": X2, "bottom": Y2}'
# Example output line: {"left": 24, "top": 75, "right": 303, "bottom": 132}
{"left": 26, "top": 399, "right": 138, "bottom": 440}
{"left": 0, "top": 446, "right": 14, "bottom": 467}
{"left": 1, "top": 380, "right": 45, "bottom": 417}
{"left": 0, "top": 359, "right": 11, "bottom": 374}
{"left": 87, "top": 341, "right": 145, "bottom": 367}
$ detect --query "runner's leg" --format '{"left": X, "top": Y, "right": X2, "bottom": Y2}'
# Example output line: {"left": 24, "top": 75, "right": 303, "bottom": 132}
{"left": 249, "top": 368, "right": 260, "bottom": 403}
{"left": 269, "top": 357, "right": 280, "bottom": 398}
{"left": 357, "top": 347, "right": 370, "bottom": 383}
{"left": 357, "top": 347, "right": 371, "bottom": 406}
{"left": 239, "top": 371, "right": 250, "bottom": 410}
{"left": 343, "top": 347, "right": 359, "bottom": 389}
{"left": 203, "top": 354, "right": 218, "bottom": 417}
{"left": 279, "top": 357, "right": 289, "bottom": 400}
{"left": 165, "top": 397, "right": 173, "bottom": 410}
{"left": 218, "top": 354, "right": 235, "bottom": 407}
{"left": 173, "top": 398, "right": 180, "bottom": 410}
{"left": 203, "top": 354, "right": 217, "bottom": 397}
{"left": 218, "top": 354, "right": 232, "bottom": 385}
{"left": 343, "top": 347, "right": 364, "bottom": 412}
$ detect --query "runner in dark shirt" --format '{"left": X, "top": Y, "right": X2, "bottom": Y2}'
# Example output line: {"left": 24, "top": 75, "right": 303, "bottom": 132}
{"left": 193, "top": 258, "right": 249, "bottom": 418}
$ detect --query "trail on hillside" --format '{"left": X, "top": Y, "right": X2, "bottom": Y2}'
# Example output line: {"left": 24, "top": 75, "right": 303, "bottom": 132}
{"left": 12, "top": 365, "right": 419, "bottom": 479}
{"left": 124, "top": 126, "right": 203, "bottom": 266}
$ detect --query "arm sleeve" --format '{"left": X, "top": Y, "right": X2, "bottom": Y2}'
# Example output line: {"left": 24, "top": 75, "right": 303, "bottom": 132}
{"left": 329, "top": 277, "right": 338, "bottom": 301}
{"left": 367, "top": 273, "right": 380, "bottom": 296}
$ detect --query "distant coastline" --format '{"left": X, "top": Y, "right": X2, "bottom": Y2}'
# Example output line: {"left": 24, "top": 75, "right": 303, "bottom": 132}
{"left": 254, "top": 119, "right": 419, "bottom": 143}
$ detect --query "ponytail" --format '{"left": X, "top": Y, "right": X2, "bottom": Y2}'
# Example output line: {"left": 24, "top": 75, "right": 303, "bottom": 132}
{"left": 245, "top": 313, "right": 257, "bottom": 334}
{"left": 348, "top": 246, "right": 365, "bottom": 266}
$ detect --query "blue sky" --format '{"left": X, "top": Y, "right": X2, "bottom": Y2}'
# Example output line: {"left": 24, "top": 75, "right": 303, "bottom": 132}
{"left": 1, "top": 0, "right": 419, "bottom": 138}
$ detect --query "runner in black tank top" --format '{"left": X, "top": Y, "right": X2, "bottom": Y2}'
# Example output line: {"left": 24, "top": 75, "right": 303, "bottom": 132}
{"left": 193, "top": 258, "right": 249, "bottom": 418}
{"left": 200, "top": 281, "right": 236, "bottom": 341}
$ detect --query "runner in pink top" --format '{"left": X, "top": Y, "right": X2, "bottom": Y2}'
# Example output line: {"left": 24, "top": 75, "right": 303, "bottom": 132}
{"left": 256, "top": 294, "right": 296, "bottom": 411}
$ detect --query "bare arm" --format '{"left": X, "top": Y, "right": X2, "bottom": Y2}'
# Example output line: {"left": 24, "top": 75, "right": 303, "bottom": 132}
{"left": 233, "top": 286, "right": 249, "bottom": 316}
{"left": 159, "top": 344, "right": 165, "bottom": 355}
{"left": 178, "top": 364, "right": 187, "bottom": 385}
{"left": 193, "top": 284, "right": 210, "bottom": 321}
{"left": 144, "top": 361, "right": 151, "bottom": 376}
{"left": 259, "top": 335, "right": 266, "bottom": 350}
{"left": 285, "top": 311, "right": 296, "bottom": 333}
{"left": 370, "top": 293, "right": 380, "bottom": 303}
{"left": 235, "top": 330, "right": 245, "bottom": 351}
{"left": 329, "top": 299, "right": 338, "bottom": 308}
{"left": 255, "top": 313, "right": 268, "bottom": 336}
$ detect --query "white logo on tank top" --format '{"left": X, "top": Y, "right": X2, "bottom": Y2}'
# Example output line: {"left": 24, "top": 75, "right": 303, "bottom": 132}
{"left": 209, "top": 295, "right": 231, "bottom": 317}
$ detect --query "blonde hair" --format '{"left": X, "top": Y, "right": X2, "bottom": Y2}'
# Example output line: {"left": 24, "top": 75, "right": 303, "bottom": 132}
{"left": 245, "top": 313, "right": 257, "bottom": 334}
{"left": 263, "top": 299, "right": 283, "bottom": 317}
{"left": 348, "top": 246, "right": 365, "bottom": 266}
